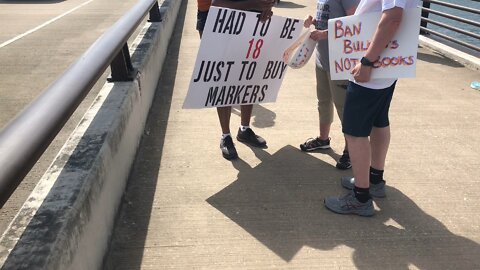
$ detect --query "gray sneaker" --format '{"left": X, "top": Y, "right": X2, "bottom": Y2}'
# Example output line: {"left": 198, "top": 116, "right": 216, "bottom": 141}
{"left": 340, "top": 176, "right": 386, "bottom": 198}
{"left": 324, "top": 191, "right": 374, "bottom": 217}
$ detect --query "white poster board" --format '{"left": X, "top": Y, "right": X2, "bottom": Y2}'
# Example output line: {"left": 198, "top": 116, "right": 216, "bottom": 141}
{"left": 328, "top": 8, "right": 421, "bottom": 80}
{"left": 183, "top": 7, "right": 303, "bottom": 109}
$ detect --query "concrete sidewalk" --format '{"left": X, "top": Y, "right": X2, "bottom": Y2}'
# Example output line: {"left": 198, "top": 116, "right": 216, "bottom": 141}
{"left": 105, "top": 0, "right": 480, "bottom": 269}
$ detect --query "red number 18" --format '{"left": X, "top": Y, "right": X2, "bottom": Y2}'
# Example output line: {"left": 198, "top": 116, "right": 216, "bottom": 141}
{"left": 246, "top": 38, "right": 264, "bottom": 59}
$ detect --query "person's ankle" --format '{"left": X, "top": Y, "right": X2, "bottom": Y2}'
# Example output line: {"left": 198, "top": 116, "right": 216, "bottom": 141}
{"left": 240, "top": 125, "right": 249, "bottom": 132}
{"left": 369, "top": 167, "right": 384, "bottom": 185}
{"left": 353, "top": 186, "right": 371, "bottom": 203}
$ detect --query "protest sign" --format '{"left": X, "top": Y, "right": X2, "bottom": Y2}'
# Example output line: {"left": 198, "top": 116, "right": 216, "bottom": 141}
{"left": 328, "top": 8, "right": 421, "bottom": 80}
{"left": 183, "top": 7, "right": 303, "bottom": 109}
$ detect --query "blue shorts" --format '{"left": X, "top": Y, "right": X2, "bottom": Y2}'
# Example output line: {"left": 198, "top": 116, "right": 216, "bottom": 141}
{"left": 196, "top": 10, "right": 209, "bottom": 32}
{"left": 342, "top": 81, "right": 396, "bottom": 137}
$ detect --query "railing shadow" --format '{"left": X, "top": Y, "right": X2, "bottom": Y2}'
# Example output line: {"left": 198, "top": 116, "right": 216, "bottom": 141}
{"left": 102, "top": 0, "right": 187, "bottom": 269}
{"left": 207, "top": 145, "right": 480, "bottom": 268}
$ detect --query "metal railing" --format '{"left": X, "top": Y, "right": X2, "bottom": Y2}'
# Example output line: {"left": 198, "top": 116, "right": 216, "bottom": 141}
{"left": 420, "top": 0, "right": 480, "bottom": 52}
{"left": 0, "top": 0, "right": 161, "bottom": 208}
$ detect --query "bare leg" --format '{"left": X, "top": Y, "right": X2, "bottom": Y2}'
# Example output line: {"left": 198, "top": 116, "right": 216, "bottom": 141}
{"left": 370, "top": 126, "right": 390, "bottom": 170}
{"left": 240, "top": 105, "right": 253, "bottom": 126}
{"left": 217, "top": 106, "right": 232, "bottom": 134}
{"left": 319, "top": 122, "right": 331, "bottom": 141}
{"left": 345, "top": 134, "right": 370, "bottom": 188}
{"left": 316, "top": 68, "right": 334, "bottom": 140}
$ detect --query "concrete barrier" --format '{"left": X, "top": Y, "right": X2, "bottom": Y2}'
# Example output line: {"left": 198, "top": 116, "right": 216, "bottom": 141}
{"left": 0, "top": 0, "right": 183, "bottom": 269}
{"left": 419, "top": 35, "right": 480, "bottom": 71}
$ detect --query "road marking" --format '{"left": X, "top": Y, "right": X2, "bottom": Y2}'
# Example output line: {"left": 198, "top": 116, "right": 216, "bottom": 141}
{"left": 0, "top": 0, "right": 95, "bottom": 49}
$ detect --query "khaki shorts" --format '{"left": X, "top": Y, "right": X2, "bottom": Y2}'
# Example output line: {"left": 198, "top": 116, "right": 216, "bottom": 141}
{"left": 315, "top": 66, "right": 348, "bottom": 124}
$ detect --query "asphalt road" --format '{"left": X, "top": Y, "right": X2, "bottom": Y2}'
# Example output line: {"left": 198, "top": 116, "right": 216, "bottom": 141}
{"left": 0, "top": 0, "right": 142, "bottom": 232}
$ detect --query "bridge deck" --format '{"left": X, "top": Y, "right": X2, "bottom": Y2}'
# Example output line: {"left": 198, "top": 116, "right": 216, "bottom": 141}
{"left": 105, "top": 0, "right": 480, "bottom": 269}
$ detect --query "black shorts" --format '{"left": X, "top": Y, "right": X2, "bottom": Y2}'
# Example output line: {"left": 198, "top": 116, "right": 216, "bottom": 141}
{"left": 197, "top": 10, "right": 209, "bottom": 32}
{"left": 342, "top": 81, "right": 396, "bottom": 137}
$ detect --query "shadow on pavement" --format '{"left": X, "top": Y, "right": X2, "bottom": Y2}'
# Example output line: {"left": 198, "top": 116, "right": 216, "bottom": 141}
{"left": 231, "top": 104, "right": 277, "bottom": 129}
{"left": 207, "top": 145, "right": 480, "bottom": 268}
{"left": 252, "top": 105, "right": 277, "bottom": 128}
{"left": 417, "top": 50, "right": 464, "bottom": 68}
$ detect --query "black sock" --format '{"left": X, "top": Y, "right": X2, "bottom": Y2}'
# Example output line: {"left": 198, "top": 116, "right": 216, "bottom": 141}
{"left": 353, "top": 186, "right": 371, "bottom": 203}
{"left": 369, "top": 167, "right": 384, "bottom": 185}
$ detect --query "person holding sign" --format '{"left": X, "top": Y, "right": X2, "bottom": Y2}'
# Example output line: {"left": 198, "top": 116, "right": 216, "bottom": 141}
{"left": 210, "top": 0, "right": 275, "bottom": 160}
{"left": 299, "top": 0, "right": 358, "bottom": 171}
{"left": 324, "top": 0, "right": 419, "bottom": 216}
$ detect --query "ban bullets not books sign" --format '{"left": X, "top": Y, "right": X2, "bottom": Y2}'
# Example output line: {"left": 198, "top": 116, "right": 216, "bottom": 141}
{"left": 183, "top": 7, "right": 303, "bottom": 109}
{"left": 328, "top": 8, "right": 421, "bottom": 80}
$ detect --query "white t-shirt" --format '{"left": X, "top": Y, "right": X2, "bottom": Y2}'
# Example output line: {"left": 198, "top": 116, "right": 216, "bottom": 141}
{"left": 352, "top": 0, "right": 419, "bottom": 89}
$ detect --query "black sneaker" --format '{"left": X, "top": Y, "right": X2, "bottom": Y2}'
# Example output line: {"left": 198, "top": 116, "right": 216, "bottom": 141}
{"left": 336, "top": 150, "right": 352, "bottom": 170}
{"left": 220, "top": 135, "right": 238, "bottom": 160}
{"left": 299, "top": 137, "right": 330, "bottom": 151}
{"left": 236, "top": 128, "right": 267, "bottom": 147}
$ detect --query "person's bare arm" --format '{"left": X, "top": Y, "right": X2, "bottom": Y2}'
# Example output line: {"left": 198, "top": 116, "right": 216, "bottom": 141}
{"left": 363, "top": 7, "right": 402, "bottom": 62}
{"left": 351, "top": 7, "right": 403, "bottom": 82}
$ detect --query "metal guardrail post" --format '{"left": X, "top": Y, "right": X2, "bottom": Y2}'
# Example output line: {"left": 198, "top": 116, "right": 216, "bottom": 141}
{"left": 420, "top": 0, "right": 431, "bottom": 35}
{"left": 149, "top": 1, "right": 162, "bottom": 22}
{"left": 108, "top": 43, "right": 136, "bottom": 82}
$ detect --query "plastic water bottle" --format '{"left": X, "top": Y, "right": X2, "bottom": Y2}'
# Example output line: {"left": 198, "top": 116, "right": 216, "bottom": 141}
{"left": 471, "top": 81, "right": 480, "bottom": 90}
